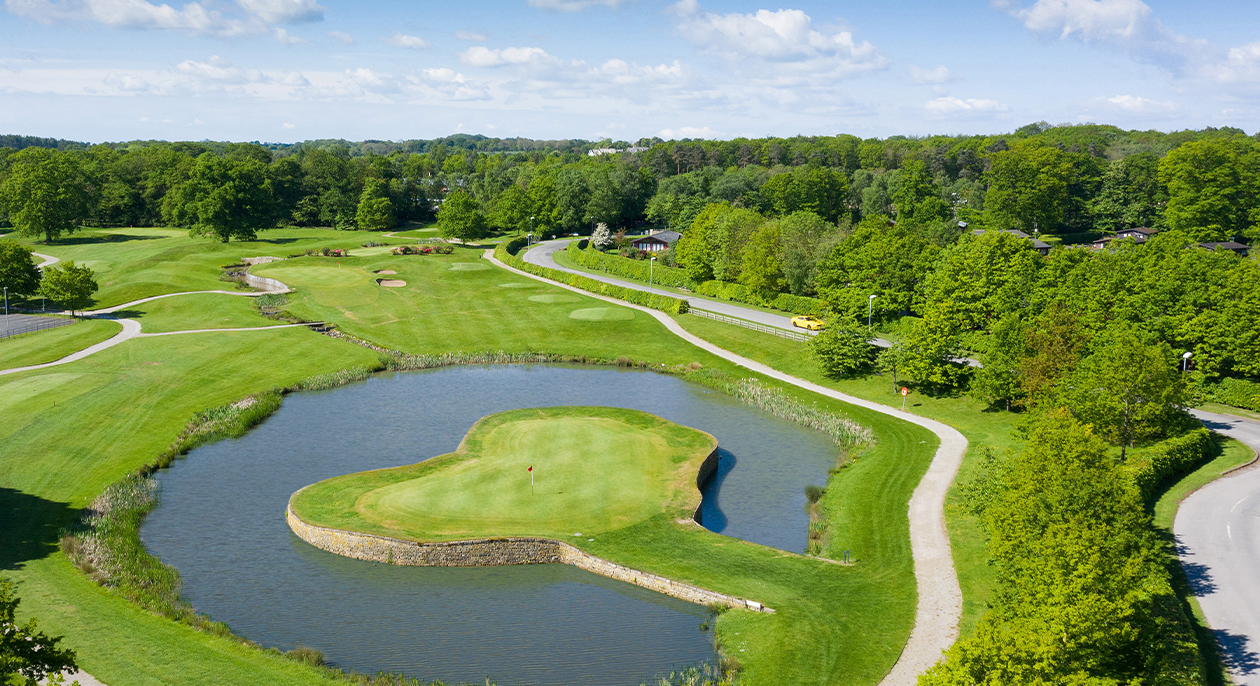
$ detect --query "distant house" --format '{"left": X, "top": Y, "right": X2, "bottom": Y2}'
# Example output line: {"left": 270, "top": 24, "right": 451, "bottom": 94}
{"left": 1093, "top": 226, "right": 1158, "bottom": 250}
{"left": 631, "top": 230, "right": 682, "bottom": 252}
{"left": 1198, "top": 241, "right": 1250, "bottom": 256}
{"left": 587, "top": 146, "right": 649, "bottom": 157}
{"left": 972, "top": 228, "right": 1051, "bottom": 256}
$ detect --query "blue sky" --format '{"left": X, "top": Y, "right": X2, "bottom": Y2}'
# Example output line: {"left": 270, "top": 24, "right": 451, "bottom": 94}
{"left": 1, "top": 0, "right": 1258, "bottom": 142}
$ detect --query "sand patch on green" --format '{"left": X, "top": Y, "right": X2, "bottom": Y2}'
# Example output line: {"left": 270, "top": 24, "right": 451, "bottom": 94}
{"left": 569, "top": 307, "right": 635, "bottom": 321}
{"left": 291, "top": 406, "right": 716, "bottom": 542}
{"left": 449, "top": 262, "right": 492, "bottom": 271}
{"left": 378, "top": 279, "right": 406, "bottom": 288}
{"left": 528, "top": 294, "right": 581, "bottom": 304}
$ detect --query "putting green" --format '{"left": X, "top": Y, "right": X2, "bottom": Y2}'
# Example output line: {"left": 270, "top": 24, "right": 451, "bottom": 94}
{"left": 528, "top": 294, "right": 581, "bottom": 304}
{"left": 449, "top": 262, "right": 491, "bottom": 271}
{"left": 290, "top": 406, "right": 717, "bottom": 542}
{"left": 569, "top": 307, "right": 635, "bottom": 321}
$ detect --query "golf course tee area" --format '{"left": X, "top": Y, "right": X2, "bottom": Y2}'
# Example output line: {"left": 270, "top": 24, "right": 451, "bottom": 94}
{"left": 289, "top": 406, "right": 718, "bottom": 545}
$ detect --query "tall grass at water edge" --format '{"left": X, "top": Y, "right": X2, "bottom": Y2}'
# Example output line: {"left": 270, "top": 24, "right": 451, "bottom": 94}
{"left": 59, "top": 337, "right": 873, "bottom": 684}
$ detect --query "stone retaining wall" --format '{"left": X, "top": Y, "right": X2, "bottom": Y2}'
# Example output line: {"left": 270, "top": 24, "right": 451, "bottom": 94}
{"left": 286, "top": 477, "right": 771, "bottom": 612}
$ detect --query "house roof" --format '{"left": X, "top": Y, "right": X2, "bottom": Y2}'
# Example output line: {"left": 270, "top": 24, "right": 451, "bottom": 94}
{"left": 633, "top": 231, "right": 682, "bottom": 244}
{"left": 1119, "top": 226, "right": 1158, "bottom": 235}
{"left": 1198, "top": 241, "right": 1250, "bottom": 251}
{"left": 972, "top": 228, "right": 1048, "bottom": 250}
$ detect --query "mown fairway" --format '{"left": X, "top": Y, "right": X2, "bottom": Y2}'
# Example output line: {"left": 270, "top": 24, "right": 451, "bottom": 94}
{"left": 294, "top": 407, "right": 716, "bottom": 540}
{"left": 0, "top": 228, "right": 940, "bottom": 686}
{"left": 0, "top": 318, "right": 120, "bottom": 369}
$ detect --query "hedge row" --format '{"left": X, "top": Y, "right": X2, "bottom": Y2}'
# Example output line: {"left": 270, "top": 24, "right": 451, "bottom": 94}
{"left": 1200, "top": 377, "right": 1260, "bottom": 412}
{"left": 503, "top": 235, "right": 529, "bottom": 256}
{"left": 694, "top": 281, "right": 830, "bottom": 317}
{"left": 566, "top": 242, "right": 693, "bottom": 289}
{"left": 1125, "top": 428, "right": 1215, "bottom": 504}
{"left": 494, "top": 243, "right": 690, "bottom": 315}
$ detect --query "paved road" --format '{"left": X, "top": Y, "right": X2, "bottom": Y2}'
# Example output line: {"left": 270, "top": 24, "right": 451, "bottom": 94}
{"left": 1176, "top": 409, "right": 1260, "bottom": 684}
{"left": 490, "top": 248, "right": 966, "bottom": 683}
{"left": 522, "top": 240, "right": 984, "bottom": 367}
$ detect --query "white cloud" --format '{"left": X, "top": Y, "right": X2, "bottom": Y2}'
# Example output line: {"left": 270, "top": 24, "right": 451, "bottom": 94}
{"left": 910, "top": 65, "right": 953, "bottom": 84}
{"left": 1014, "top": 0, "right": 1151, "bottom": 42}
{"left": 6, "top": 0, "right": 255, "bottom": 35}
{"left": 1103, "top": 94, "right": 1176, "bottom": 112}
{"left": 669, "top": 0, "right": 885, "bottom": 83}
{"left": 176, "top": 55, "right": 261, "bottom": 83}
{"left": 282, "top": 122, "right": 295, "bottom": 128}
{"left": 273, "top": 27, "right": 304, "bottom": 44}
{"left": 381, "top": 33, "right": 429, "bottom": 49}
{"left": 455, "top": 29, "right": 487, "bottom": 41}
{"left": 527, "top": 0, "right": 624, "bottom": 12}
{"left": 235, "top": 0, "right": 321, "bottom": 23}
{"left": 659, "top": 125, "right": 717, "bottom": 139}
{"left": 460, "top": 46, "right": 551, "bottom": 67}
{"left": 326, "top": 30, "right": 353, "bottom": 44}
{"left": 1211, "top": 42, "right": 1260, "bottom": 83}
{"left": 925, "top": 96, "right": 1008, "bottom": 114}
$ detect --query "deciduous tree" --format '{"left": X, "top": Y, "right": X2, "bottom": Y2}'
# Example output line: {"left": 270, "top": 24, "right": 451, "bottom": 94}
{"left": 809, "top": 319, "right": 877, "bottom": 379}
{"left": 436, "top": 189, "right": 488, "bottom": 243}
{"left": 0, "top": 578, "right": 78, "bottom": 685}
{"left": 0, "top": 240, "right": 41, "bottom": 299}
{"left": 0, "top": 148, "right": 89, "bottom": 243}
{"left": 38, "top": 261, "right": 98, "bottom": 316}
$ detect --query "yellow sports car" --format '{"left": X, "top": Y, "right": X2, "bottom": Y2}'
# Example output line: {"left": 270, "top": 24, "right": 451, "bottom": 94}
{"left": 791, "top": 315, "right": 826, "bottom": 330}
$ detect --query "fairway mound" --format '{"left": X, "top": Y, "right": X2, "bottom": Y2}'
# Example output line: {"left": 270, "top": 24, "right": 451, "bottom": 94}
{"left": 498, "top": 282, "right": 537, "bottom": 288}
{"left": 528, "top": 294, "right": 581, "bottom": 304}
{"left": 377, "top": 279, "right": 406, "bottom": 288}
{"left": 449, "top": 262, "right": 491, "bottom": 271}
{"left": 569, "top": 307, "right": 634, "bottom": 321}
{"left": 374, "top": 269, "right": 397, "bottom": 275}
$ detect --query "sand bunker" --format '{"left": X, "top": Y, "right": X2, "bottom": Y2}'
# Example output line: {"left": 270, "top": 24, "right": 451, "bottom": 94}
{"left": 378, "top": 279, "right": 407, "bottom": 288}
{"left": 374, "top": 269, "right": 397, "bottom": 275}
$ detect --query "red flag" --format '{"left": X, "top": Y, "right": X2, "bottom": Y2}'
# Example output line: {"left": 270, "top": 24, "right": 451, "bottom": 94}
{"left": 528, "top": 466, "right": 533, "bottom": 472}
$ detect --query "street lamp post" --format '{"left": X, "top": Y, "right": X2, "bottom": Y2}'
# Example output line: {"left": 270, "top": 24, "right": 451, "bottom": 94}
{"left": 1182, "top": 351, "right": 1193, "bottom": 372}
{"left": 3, "top": 286, "right": 8, "bottom": 340}
{"left": 867, "top": 294, "right": 877, "bottom": 330}
{"left": 650, "top": 256, "right": 657, "bottom": 289}
{"left": 529, "top": 216, "right": 534, "bottom": 239}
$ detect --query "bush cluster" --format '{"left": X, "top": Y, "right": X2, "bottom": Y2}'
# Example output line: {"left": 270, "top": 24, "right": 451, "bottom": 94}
{"left": 1199, "top": 376, "right": 1260, "bottom": 412}
{"left": 566, "top": 242, "right": 692, "bottom": 289}
{"left": 390, "top": 244, "right": 453, "bottom": 255}
{"left": 304, "top": 247, "right": 347, "bottom": 257}
{"left": 694, "top": 281, "right": 830, "bottom": 317}
{"left": 1124, "top": 428, "right": 1216, "bottom": 503}
{"left": 494, "top": 243, "right": 689, "bottom": 315}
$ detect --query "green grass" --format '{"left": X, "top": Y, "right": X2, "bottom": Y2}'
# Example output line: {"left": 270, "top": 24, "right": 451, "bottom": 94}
{"left": 1197, "top": 402, "right": 1260, "bottom": 421}
{"left": 1, "top": 240, "right": 943, "bottom": 686}
{"left": 18, "top": 227, "right": 396, "bottom": 308}
{"left": 294, "top": 407, "right": 715, "bottom": 540}
{"left": 673, "top": 313, "right": 1018, "bottom": 636}
{"left": 1153, "top": 438, "right": 1257, "bottom": 686}
{"left": 0, "top": 318, "right": 121, "bottom": 369}
{"left": 117, "top": 293, "right": 284, "bottom": 333}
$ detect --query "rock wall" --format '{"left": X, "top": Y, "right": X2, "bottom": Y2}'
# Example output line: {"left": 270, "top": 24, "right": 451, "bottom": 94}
{"left": 285, "top": 496, "right": 771, "bottom": 613}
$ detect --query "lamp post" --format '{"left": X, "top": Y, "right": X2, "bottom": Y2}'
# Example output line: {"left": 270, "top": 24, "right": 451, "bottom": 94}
{"left": 3, "top": 286, "right": 8, "bottom": 340}
{"left": 1182, "top": 351, "right": 1193, "bottom": 372}
{"left": 867, "top": 294, "right": 877, "bottom": 330}
{"left": 529, "top": 216, "right": 534, "bottom": 239}
{"left": 650, "top": 256, "right": 657, "bottom": 289}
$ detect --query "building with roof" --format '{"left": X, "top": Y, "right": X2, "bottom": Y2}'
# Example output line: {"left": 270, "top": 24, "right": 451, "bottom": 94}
{"left": 631, "top": 230, "right": 682, "bottom": 252}
{"left": 972, "top": 228, "right": 1051, "bottom": 256}
{"left": 1093, "top": 227, "right": 1158, "bottom": 250}
{"left": 1197, "top": 241, "right": 1250, "bottom": 256}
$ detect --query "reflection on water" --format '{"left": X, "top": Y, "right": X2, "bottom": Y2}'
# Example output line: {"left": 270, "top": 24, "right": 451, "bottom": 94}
{"left": 141, "top": 365, "right": 836, "bottom": 685}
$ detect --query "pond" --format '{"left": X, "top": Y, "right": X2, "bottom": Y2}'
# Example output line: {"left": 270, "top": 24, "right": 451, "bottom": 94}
{"left": 140, "top": 365, "right": 839, "bottom": 685}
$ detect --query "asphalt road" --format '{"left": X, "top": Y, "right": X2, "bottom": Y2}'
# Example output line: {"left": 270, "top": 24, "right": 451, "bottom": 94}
{"left": 1177, "top": 409, "right": 1260, "bottom": 684}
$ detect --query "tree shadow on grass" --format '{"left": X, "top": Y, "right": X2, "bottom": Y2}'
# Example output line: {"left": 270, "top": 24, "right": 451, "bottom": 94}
{"left": 0, "top": 487, "right": 78, "bottom": 570}
{"left": 48, "top": 233, "right": 164, "bottom": 246}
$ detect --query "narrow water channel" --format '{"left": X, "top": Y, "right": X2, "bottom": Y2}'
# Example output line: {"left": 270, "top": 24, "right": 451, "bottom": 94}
{"left": 140, "top": 365, "right": 838, "bottom": 685}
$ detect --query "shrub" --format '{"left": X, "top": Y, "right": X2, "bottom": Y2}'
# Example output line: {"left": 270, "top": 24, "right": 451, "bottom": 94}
{"left": 566, "top": 242, "right": 692, "bottom": 289}
{"left": 804, "top": 484, "right": 826, "bottom": 503}
{"left": 1200, "top": 376, "right": 1260, "bottom": 412}
{"left": 495, "top": 243, "right": 690, "bottom": 315}
{"left": 503, "top": 235, "right": 529, "bottom": 256}
{"left": 286, "top": 646, "right": 326, "bottom": 666}
{"left": 1125, "top": 428, "right": 1215, "bottom": 503}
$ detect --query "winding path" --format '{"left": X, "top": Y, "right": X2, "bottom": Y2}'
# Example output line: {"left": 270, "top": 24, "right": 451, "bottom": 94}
{"left": 488, "top": 249, "right": 966, "bottom": 683}
{"left": 1175, "top": 409, "right": 1260, "bottom": 684}
{"left": 1, "top": 268, "right": 307, "bottom": 378}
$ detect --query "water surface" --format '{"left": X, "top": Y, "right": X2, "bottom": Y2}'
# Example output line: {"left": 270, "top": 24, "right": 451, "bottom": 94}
{"left": 141, "top": 365, "right": 837, "bottom": 685}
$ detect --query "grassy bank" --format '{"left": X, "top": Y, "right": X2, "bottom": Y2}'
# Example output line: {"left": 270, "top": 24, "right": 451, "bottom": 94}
{"left": 0, "top": 318, "right": 121, "bottom": 370}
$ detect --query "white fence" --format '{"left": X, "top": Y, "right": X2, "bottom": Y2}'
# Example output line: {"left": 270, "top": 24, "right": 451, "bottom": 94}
{"left": 689, "top": 309, "right": 811, "bottom": 342}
